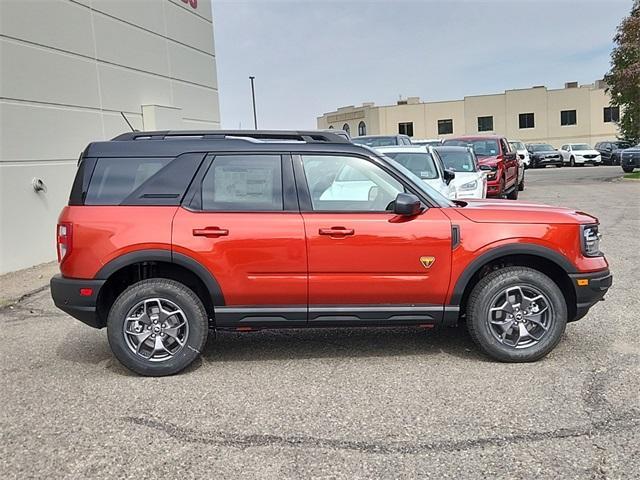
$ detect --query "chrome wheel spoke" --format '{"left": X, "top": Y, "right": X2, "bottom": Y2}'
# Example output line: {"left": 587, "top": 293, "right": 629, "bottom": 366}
{"left": 151, "top": 335, "right": 173, "bottom": 357}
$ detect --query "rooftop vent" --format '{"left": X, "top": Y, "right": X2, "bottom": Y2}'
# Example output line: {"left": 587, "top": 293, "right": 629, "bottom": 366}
{"left": 565, "top": 81, "right": 578, "bottom": 89}
{"left": 532, "top": 85, "right": 545, "bottom": 89}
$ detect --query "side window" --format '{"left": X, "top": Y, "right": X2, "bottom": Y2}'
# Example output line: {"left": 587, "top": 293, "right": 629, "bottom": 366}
{"left": 301, "top": 155, "right": 404, "bottom": 212}
{"left": 200, "top": 155, "right": 283, "bottom": 211}
{"left": 86, "top": 157, "right": 172, "bottom": 205}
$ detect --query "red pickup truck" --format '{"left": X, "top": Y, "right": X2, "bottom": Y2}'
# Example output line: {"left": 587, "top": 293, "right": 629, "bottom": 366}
{"left": 443, "top": 136, "right": 520, "bottom": 199}
{"left": 50, "top": 130, "right": 610, "bottom": 376}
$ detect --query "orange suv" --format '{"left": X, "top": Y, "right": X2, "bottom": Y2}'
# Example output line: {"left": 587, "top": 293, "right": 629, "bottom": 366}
{"left": 50, "top": 130, "right": 611, "bottom": 376}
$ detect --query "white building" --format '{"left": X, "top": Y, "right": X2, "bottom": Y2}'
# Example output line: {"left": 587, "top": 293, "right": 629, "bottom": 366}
{"left": 0, "top": 0, "right": 220, "bottom": 273}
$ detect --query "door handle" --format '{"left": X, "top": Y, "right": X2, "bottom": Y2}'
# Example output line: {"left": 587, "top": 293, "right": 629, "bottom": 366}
{"left": 318, "top": 227, "right": 355, "bottom": 237}
{"left": 193, "top": 227, "right": 229, "bottom": 238}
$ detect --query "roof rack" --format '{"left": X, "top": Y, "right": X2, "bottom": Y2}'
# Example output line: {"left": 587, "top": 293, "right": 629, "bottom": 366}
{"left": 111, "top": 130, "right": 350, "bottom": 143}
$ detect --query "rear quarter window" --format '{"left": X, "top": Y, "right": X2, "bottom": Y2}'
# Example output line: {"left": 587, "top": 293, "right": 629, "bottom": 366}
{"left": 84, "top": 154, "right": 204, "bottom": 205}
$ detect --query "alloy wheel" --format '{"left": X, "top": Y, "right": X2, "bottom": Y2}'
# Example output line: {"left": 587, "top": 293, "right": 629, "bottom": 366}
{"left": 487, "top": 285, "right": 553, "bottom": 349}
{"left": 123, "top": 298, "right": 189, "bottom": 362}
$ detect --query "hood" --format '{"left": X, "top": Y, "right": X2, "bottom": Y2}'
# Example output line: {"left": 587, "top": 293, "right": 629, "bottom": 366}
{"left": 456, "top": 198, "right": 598, "bottom": 224}
{"left": 477, "top": 155, "right": 499, "bottom": 166}
{"left": 451, "top": 171, "right": 482, "bottom": 185}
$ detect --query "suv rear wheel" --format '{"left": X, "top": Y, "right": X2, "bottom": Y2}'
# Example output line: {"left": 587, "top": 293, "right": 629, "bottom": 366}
{"left": 107, "top": 279, "right": 208, "bottom": 376}
{"left": 466, "top": 267, "right": 567, "bottom": 362}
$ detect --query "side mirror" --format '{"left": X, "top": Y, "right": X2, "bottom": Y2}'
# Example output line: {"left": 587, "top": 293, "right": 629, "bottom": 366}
{"left": 443, "top": 169, "right": 455, "bottom": 185}
{"left": 393, "top": 193, "right": 422, "bottom": 216}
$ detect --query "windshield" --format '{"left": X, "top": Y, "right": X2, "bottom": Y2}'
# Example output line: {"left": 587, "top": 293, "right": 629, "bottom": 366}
{"left": 380, "top": 156, "right": 453, "bottom": 207}
{"left": 437, "top": 150, "right": 477, "bottom": 172}
{"left": 530, "top": 144, "right": 555, "bottom": 152}
{"left": 383, "top": 152, "right": 438, "bottom": 179}
{"left": 510, "top": 141, "right": 525, "bottom": 150}
{"left": 571, "top": 144, "right": 592, "bottom": 150}
{"left": 613, "top": 141, "right": 633, "bottom": 149}
{"left": 352, "top": 136, "right": 398, "bottom": 147}
{"left": 443, "top": 139, "right": 499, "bottom": 157}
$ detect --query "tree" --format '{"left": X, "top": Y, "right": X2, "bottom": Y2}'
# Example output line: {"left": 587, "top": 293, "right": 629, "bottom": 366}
{"left": 604, "top": 0, "right": 640, "bottom": 143}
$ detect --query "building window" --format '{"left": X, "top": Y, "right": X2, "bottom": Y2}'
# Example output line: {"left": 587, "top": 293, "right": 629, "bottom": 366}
{"left": 342, "top": 123, "right": 350, "bottom": 136}
{"left": 328, "top": 125, "right": 334, "bottom": 129}
{"left": 398, "top": 122, "right": 414, "bottom": 136}
{"left": 437, "top": 119, "right": 453, "bottom": 135}
{"left": 603, "top": 106, "right": 620, "bottom": 123}
{"left": 560, "top": 110, "right": 577, "bottom": 126}
{"left": 519, "top": 113, "right": 535, "bottom": 129}
{"left": 358, "top": 121, "right": 367, "bottom": 136}
{"left": 477, "top": 116, "right": 494, "bottom": 132}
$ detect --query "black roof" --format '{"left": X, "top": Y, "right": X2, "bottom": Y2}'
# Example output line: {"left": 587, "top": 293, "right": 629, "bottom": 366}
{"left": 85, "top": 130, "right": 362, "bottom": 157}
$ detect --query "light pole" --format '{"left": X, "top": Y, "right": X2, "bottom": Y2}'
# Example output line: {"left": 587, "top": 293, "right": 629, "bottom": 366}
{"left": 249, "top": 76, "right": 258, "bottom": 130}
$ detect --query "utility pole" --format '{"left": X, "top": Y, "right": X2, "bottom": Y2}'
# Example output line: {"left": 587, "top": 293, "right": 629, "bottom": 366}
{"left": 249, "top": 76, "right": 258, "bottom": 129}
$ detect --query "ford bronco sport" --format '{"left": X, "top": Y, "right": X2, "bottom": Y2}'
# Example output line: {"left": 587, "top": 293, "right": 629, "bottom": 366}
{"left": 51, "top": 130, "right": 611, "bottom": 376}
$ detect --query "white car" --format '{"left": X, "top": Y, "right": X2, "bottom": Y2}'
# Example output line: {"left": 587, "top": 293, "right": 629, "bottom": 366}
{"left": 376, "top": 146, "right": 457, "bottom": 199}
{"left": 559, "top": 143, "right": 602, "bottom": 167}
{"left": 432, "top": 146, "right": 487, "bottom": 199}
{"left": 509, "top": 140, "right": 531, "bottom": 168}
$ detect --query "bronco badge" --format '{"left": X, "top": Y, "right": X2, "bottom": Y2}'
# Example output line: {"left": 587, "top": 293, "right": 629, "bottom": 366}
{"left": 420, "top": 256, "right": 435, "bottom": 268}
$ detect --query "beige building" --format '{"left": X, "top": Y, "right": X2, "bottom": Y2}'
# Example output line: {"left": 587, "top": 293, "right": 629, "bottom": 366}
{"left": 0, "top": 0, "right": 220, "bottom": 273}
{"left": 318, "top": 80, "right": 620, "bottom": 146}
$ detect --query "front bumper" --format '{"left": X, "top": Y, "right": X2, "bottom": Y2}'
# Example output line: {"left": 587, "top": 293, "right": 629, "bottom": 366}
{"left": 575, "top": 156, "right": 601, "bottom": 165}
{"left": 533, "top": 157, "right": 563, "bottom": 166}
{"left": 568, "top": 269, "right": 612, "bottom": 322}
{"left": 50, "top": 275, "right": 106, "bottom": 328}
{"left": 621, "top": 153, "right": 640, "bottom": 168}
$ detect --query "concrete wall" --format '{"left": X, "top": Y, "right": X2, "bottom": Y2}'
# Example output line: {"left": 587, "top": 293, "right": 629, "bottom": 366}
{"left": 0, "top": 0, "right": 220, "bottom": 273}
{"left": 318, "top": 81, "right": 620, "bottom": 146}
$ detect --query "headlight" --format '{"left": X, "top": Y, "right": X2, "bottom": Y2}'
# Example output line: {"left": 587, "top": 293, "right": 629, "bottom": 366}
{"left": 460, "top": 180, "right": 478, "bottom": 191}
{"left": 581, "top": 224, "right": 602, "bottom": 257}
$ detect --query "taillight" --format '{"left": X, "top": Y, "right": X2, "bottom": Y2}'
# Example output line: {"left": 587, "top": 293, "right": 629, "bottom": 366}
{"left": 57, "top": 223, "right": 72, "bottom": 263}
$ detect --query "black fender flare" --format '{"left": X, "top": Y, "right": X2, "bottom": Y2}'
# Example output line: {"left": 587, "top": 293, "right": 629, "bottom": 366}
{"left": 449, "top": 243, "right": 576, "bottom": 305}
{"left": 95, "top": 249, "right": 225, "bottom": 306}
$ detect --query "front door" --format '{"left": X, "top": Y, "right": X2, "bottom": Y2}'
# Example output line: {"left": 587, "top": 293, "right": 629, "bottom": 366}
{"left": 294, "top": 153, "right": 452, "bottom": 326}
{"left": 172, "top": 153, "right": 307, "bottom": 327}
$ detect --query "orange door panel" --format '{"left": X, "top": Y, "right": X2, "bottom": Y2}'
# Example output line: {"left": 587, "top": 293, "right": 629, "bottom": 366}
{"left": 172, "top": 208, "right": 307, "bottom": 325}
{"left": 302, "top": 208, "right": 452, "bottom": 306}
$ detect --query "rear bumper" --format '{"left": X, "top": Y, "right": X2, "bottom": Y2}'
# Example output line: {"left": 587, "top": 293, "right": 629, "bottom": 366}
{"left": 569, "top": 269, "right": 612, "bottom": 322}
{"left": 50, "top": 275, "right": 106, "bottom": 328}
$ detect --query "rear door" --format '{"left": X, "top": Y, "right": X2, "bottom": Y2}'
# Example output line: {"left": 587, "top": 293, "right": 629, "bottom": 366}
{"left": 172, "top": 153, "right": 307, "bottom": 327}
{"left": 294, "top": 152, "right": 452, "bottom": 326}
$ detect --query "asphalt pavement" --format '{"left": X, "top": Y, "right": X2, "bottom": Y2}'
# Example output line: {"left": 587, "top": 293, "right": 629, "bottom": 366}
{"left": 1, "top": 165, "right": 638, "bottom": 479}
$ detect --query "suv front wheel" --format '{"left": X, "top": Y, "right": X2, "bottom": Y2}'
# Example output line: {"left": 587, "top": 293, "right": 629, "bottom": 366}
{"left": 107, "top": 279, "right": 208, "bottom": 376}
{"left": 466, "top": 267, "right": 567, "bottom": 362}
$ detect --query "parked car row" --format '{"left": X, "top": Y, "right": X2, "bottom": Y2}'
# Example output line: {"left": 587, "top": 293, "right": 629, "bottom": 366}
{"left": 351, "top": 134, "right": 523, "bottom": 200}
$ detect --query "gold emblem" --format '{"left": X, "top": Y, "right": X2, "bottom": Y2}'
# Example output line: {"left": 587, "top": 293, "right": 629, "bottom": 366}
{"left": 420, "top": 256, "right": 435, "bottom": 269}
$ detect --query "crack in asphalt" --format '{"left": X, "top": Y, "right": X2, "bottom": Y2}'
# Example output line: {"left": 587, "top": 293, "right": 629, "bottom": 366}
{"left": 123, "top": 412, "right": 640, "bottom": 456}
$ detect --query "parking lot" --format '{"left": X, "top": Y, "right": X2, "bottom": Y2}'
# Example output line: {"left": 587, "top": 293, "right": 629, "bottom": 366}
{"left": 1, "top": 165, "right": 638, "bottom": 479}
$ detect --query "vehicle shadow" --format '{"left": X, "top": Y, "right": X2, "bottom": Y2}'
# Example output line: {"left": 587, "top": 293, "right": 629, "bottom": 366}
{"left": 198, "top": 325, "right": 485, "bottom": 364}
{"left": 56, "top": 324, "right": 487, "bottom": 376}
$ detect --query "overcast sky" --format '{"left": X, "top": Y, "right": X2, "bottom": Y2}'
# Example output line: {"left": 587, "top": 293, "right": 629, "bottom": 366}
{"left": 212, "top": 0, "right": 633, "bottom": 130}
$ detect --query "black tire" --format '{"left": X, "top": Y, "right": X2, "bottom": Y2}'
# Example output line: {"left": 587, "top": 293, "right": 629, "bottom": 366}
{"left": 518, "top": 174, "right": 525, "bottom": 191}
{"left": 557, "top": 162, "right": 563, "bottom": 168}
{"left": 622, "top": 166, "right": 635, "bottom": 173}
{"left": 506, "top": 185, "right": 519, "bottom": 199}
{"left": 466, "top": 267, "right": 567, "bottom": 362}
{"left": 107, "top": 279, "right": 208, "bottom": 376}
{"left": 570, "top": 156, "right": 575, "bottom": 167}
